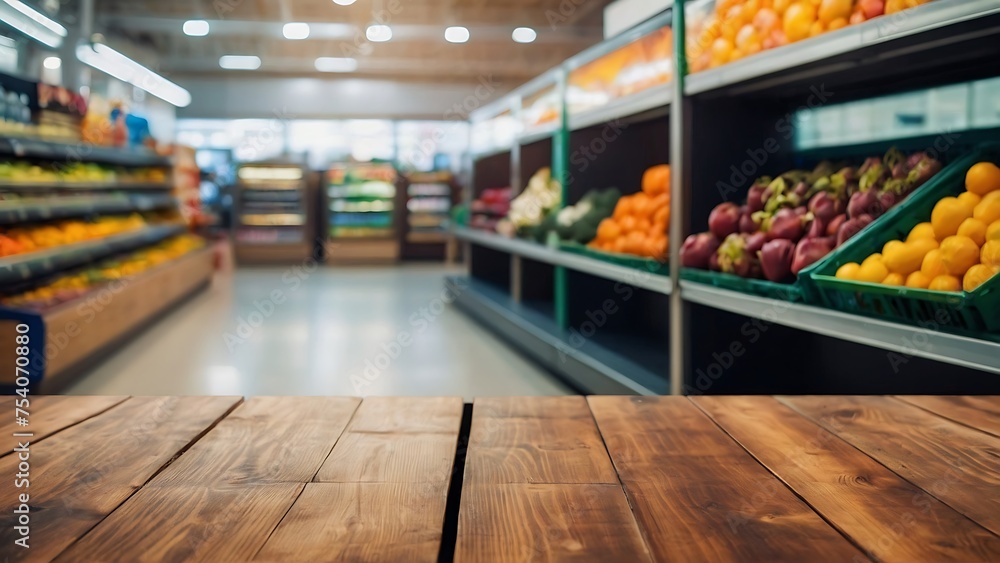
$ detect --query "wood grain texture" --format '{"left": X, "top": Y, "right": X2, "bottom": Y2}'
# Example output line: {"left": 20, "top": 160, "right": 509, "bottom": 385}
{"left": 152, "top": 396, "right": 361, "bottom": 485}
{"left": 316, "top": 397, "right": 462, "bottom": 483}
{"left": 781, "top": 395, "right": 1000, "bottom": 536}
{"left": 693, "top": 396, "right": 1000, "bottom": 562}
{"left": 0, "top": 396, "right": 239, "bottom": 562}
{"left": 465, "top": 397, "right": 618, "bottom": 485}
{"left": 56, "top": 483, "right": 304, "bottom": 563}
{"left": 0, "top": 395, "right": 128, "bottom": 455}
{"left": 255, "top": 482, "right": 449, "bottom": 562}
{"left": 895, "top": 396, "right": 1000, "bottom": 438}
{"left": 588, "top": 396, "right": 866, "bottom": 562}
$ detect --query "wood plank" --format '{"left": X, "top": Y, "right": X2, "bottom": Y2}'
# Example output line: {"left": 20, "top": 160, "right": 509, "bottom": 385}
{"left": 895, "top": 396, "right": 1000, "bottom": 438}
{"left": 56, "top": 483, "right": 303, "bottom": 563}
{"left": 781, "top": 396, "right": 1000, "bottom": 536}
{"left": 342, "top": 396, "right": 462, "bottom": 433}
{"left": 456, "top": 483, "right": 652, "bottom": 562}
{"left": 0, "top": 396, "right": 239, "bottom": 562}
{"left": 588, "top": 396, "right": 866, "bottom": 562}
{"left": 254, "top": 482, "right": 449, "bottom": 562}
{"left": 151, "top": 396, "right": 360, "bottom": 486}
{"left": 464, "top": 396, "right": 618, "bottom": 485}
{"left": 0, "top": 395, "right": 128, "bottom": 454}
{"left": 693, "top": 396, "right": 1000, "bottom": 562}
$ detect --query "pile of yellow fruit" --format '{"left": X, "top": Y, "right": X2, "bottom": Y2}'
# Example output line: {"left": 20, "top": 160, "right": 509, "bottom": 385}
{"left": 1, "top": 214, "right": 148, "bottom": 257}
{"left": 835, "top": 161, "right": 1000, "bottom": 292}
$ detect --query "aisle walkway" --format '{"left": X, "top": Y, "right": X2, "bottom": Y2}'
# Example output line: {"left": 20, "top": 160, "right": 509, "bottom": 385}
{"left": 66, "top": 265, "right": 571, "bottom": 397}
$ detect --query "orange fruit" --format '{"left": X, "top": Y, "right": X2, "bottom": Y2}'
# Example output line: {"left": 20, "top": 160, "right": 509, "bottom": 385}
{"left": 987, "top": 220, "right": 1000, "bottom": 242}
{"left": 882, "top": 239, "right": 905, "bottom": 256}
{"left": 929, "top": 275, "right": 961, "bottom": 292}
{"left": 634, "top": 217, "right": 652, "bottom": 233}
{"left": 827, "top": 16, "right": 848, "bottom": 30}
{"left": 818, "top": 0, "right": 852, "bottom": 23}
{"left": 862, "top": 253, "right": 883, "bottom": 267}
{"left": 835, "top": 262, "right": 860, "bottom": 280}
{"left": 958, "top": 191, "right": 982, "bottom": 209}
{"left": 973, "top": 196, "right": 1000, "bottom": 225}
{"left": 883, "top": 241, "right": 925, "bottom": 275}
{"left": 783, "top": 2, "right": 818, "bottom": 43}
{"left": 963, "top": 264, "right": 998, "bottom": 292}
{"left": 809, "top": 20, "right": 825, "bottom": 37}
{"left": 957, "top": 218, "right": 987, "bottom": 247}
{"left": 931, "top": 197, "right": 975, "bottom": 240}
{"left": 905, "top": 271, "right": 932, "bottom": 289}
{"left": 856, "top": 257, "right": 888, "bottom": 284}
{"left": 596, "top": 219, "right": 621, "bottom": 242}
{"left": 965, "top": 161, "right": 1000, "bottom": 196}
{"left": 983, "top": 240, "right": 1000, "bottom": 268}
{"left": 619, "top": 215, "right": 638, "bottom": 233}
{"left": 753, "top": 8, "right": 781, "bottom": 32}
{"left": 882, "top": 272, "right": 905, "bottom": 286}
{"left": 906, "top": 222, "right": 936, "bottom": 242}
{"left": 921, "top": 249, "right": 949, "bottom": 278}
{"left": 939, "top": 235, "right": 980, "bottom": 276}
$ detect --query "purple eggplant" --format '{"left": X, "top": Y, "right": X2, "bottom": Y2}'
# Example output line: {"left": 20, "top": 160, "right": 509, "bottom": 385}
{"left": 680, "top": 233, "right": 721, "bottom": 269}
{"left": 826, "top": 213, "right": 848, "bottom": 238}
{"left": 809, "top": 192, "right": 838, "bottom": 223}
{"left": 759, "top": 239, "right": 796, "bottom": 283}
{"left": 791, "top": 237, "right": 835, "bottom": 275}
{"left": 767, "top": 208, "right": 805, "bottom": 241}
{"left": 708, "top": 202, "right": 741, "bottom": 239}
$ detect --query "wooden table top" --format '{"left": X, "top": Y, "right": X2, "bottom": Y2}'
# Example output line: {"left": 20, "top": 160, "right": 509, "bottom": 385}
{"left": 1, "top": 395, "right": 998, "bottom": 562}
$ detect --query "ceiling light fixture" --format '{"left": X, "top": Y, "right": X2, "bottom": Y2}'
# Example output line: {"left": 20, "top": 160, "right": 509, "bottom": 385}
{"left": 0, "top": 0, "right": 67, "bottom": 48}
{"left": 444, "top": 26, "right": 469, "bottom": 44}
{"left": 219, "top": 55, "right": 262, "bottom": 70}
{"left": 512, "top": 27, "right": 536, "bottom": 44}
{"left": 315, "top": 57, "right": 357, "bottom": 73}
{"left": 76, "top": 43, "right": 192, "bottom": 107}
{"left": 42, "top": 56, "right": 60, "bottom": 69}
{"left": 283, "top": 22, "right": 310, "bottom": 40}
{"left": 365, "top": 24, "right": 391, "bottom": 42}
{"left": 332, "top": 0, "right": 356, "bottom": 4}
{"left": 183, "top": 19, "right": 210, "bottom": 37}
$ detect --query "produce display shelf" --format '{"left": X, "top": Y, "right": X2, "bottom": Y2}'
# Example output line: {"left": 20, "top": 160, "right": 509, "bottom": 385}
{"left": 0, "top": 137, "right": 171, "bottom": 168}
{"left": 0, "top": 193, "right": 177, "bottom": 225}
{"left": 455, "top": 226, "right": 672, "bottom": 294}
{"left": 685, "top": 0, "right": 1000, "bottom": 95}
{"left": 517, "top": 121, "right": 560, "bottom": 146}
{"left": 0, "top": 181, "right": 173, "bottom": 191}
{"left": 447, "top": 276, "right": 660, "bottom": 395}
{"left": 568, "top": 83, "right": 673, "bottom": 132}
{"left": 680, "top": 280, "right": 1000, "bottom": 375}
{"left": 0, "top": 224, "right": 186, "bottom": 285}
{"left": 470, "top": 145, "right": 513, "bottom": 161}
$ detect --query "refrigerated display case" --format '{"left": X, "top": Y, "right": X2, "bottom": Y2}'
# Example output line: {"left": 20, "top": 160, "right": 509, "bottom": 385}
{"left": 325, "top": 162, "right": 401, "bottom": 263}
{"left": 233, "top": 163, "right": 313, "bottom": 263}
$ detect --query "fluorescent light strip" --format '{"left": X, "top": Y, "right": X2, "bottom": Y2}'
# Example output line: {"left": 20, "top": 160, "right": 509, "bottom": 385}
{"left": 220, "top": 55, "right": 261, "bottom": 70}
{"left": 283, "top": 22, "right": 310, "bottom": 39}
{"left": 183, "top": 19, "right": 210, "bottom": 37}
{"left": 366, "top": 24, "right": 391, "bottom": 42}
{"left": 315, "top": 57, "right": 357, "bottom": 72}
{"left": 76, "top": 43, "right": 192, "bottom": 108}
{"left": 445, "top": 26, "right": 469, "bottom": 44}
{"left": 0, "top": 0, "right": 67, "bottom": 48}
{"left": 512, "top": 27, "right": 536, "bottom": 43}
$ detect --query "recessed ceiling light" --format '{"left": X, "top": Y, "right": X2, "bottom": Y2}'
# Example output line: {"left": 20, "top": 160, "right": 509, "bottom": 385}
{"left": 183, "top": 20, "right": 210, "bottom": 37}
{"left": 512, "top": 27, "right": 536, "bottom": 43}
{"left": 366, "top": 24, "right": 391, "bottom": 42}
{"left": 332, "top": 0, "right": 356, "bottom": 4}
{"left": 43, "top": 56, "right": 61, "bottom": 69}
{"left": 283, "top": 22, "right": 310, "bottom": 40}
{"left": 219, "top": 55, "right": 261, "bottom": 70}
{"left": 444, "top": 26, "right": 469, "bottom": 44}
{"left": 315, "top": 57, "right": 357, "bottom": 72}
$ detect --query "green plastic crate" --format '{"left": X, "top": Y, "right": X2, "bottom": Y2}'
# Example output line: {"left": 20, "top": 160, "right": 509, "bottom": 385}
{"left": 680, "top": 267, "right": 806, "bottom": 302}
{"left": 808, "top": 145, "right": 1000, "bottom": 338}
{"left": 559, "top": 241, "right": 670, "bottom": 276}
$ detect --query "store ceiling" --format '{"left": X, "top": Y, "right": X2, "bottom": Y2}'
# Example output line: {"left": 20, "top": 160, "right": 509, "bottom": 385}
{"left": 87, "top": 0, "right": 612, "bottom": 83}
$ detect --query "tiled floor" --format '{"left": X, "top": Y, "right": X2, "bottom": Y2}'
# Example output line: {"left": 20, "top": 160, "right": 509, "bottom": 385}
{"left": 66, "top": 264, "right": 572, "bottom": 398}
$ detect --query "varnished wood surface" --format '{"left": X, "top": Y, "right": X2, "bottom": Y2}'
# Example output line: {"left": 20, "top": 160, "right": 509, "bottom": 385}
{"left": 7, "top": 395, "right": 999, "bottom": 562}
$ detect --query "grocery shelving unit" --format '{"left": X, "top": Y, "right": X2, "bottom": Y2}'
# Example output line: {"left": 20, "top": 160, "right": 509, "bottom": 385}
{"left": 325, "top": 162, "right": 401, "bottom": 264}
{"left": 452, "top": 0, "right": 1000, "bottom": 395}
{"left": 0, "top": 139, "right": 214, "bottom": 392}
{"left": 233, "top": 163, "right": 313, "bottom": 264}
{"left": 401, "top": 171, "right": 458, "bottom": 259}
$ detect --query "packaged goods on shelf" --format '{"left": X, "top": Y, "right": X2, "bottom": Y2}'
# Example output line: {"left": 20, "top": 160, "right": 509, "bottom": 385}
{"left": 686, "top": 0, "right": 935, "bottom": 73}
{"left": 2, "top": 235, "right": 206, "bottom": 311}
{"left": 681, "top": 149, "right": 942, "bottom": 286}
{"left": 497, "top": 168, "right": 562, "bottom": 238}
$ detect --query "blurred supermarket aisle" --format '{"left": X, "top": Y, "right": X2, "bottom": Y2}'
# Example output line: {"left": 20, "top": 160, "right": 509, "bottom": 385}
{"left": 65, "top": 265, "right": 571, "bottom": 398}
